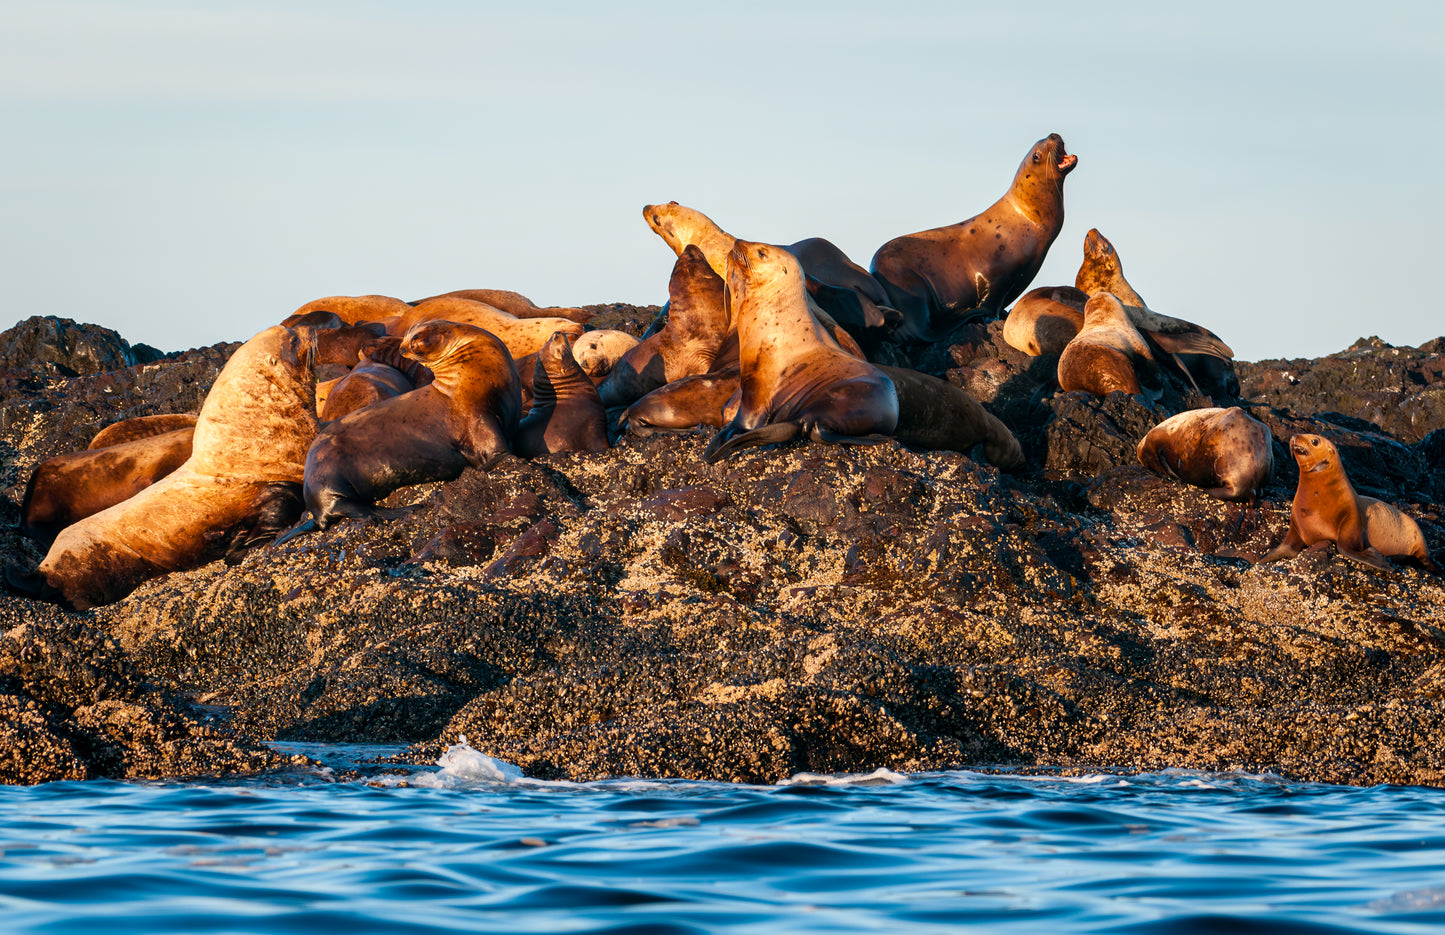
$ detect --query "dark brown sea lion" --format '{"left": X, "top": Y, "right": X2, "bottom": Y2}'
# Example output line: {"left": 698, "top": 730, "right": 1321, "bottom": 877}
{"left": 623, "top": 369, "right": 741, "bottom": 436}
{"left": 87, "top": 413, "right": 199, "bottom": 450}
{"left": 398, "top": 297, "right": 584, "bottom": 357}
{"left": 598, "top": 245, "right": 729, "bottom": 409}
{"left": 1075, "top": 229, "right": 1237, "bottom": 396}
{"left": 777, "top": 237, "right": 898, "bottom": 343}
{"left": 869, "top": 134, "right": 1077, "bottom": 342}
{"left": 277, "top": 321, "right": 521, "bottom": 540}
{"left": 1057, "top": 293, "right": 1161, "bottom": 398}
{"left": 1003, "top": 285, "right": 1088, "bottom": 356}
{"left": 410, "top": 288, "right": 593, "bottom": 324}
{"left": 704, "top": 241, "right": 1022, "bottom": 469}
{"left": 1259, "top": 434, "right": 1438, "bottom": 572}
{"left": 20, "top": 428, "right": 196, "bottom": 547}
{"left": 641, "top": 202, "right": 869, "bottom": 359}
{"left": 515, "top": 331, "right": 610, "bottom": 457}
{"left": 6, "top": 325, "right": 325, "bottom": 609}
{"left": 1136, "top": 407, "right": 1273, "bottom": 503}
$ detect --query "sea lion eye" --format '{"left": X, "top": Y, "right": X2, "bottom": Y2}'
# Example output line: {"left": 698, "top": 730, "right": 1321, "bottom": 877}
{"left": 1310, "top": 438, "right": 1319, "bottom": 446}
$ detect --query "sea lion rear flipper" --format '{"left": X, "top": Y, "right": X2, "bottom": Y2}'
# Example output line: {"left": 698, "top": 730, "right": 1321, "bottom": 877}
{"left": 1143, "top": 328, "right": 1235, "bottom": 360}
{"left": 2, "top": 562, "right": 65, "bottom": 604}
{"left": 703, "top": 422, "right": 801, "bottom": 463}
{"left": 810, "top": 428, "right": 892, "bottom": 446}
{"left": 1338, "top": 543, "right": 1395, "bottom": 572}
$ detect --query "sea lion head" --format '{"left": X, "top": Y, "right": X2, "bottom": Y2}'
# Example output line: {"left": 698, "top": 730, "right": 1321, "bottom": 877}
{"left": 1290, "top": 434, "right": 1338, "bottom": 473}
{"left": 1082, "top": 228, "right": 1121, "bottom": 277}
{"left": 726, "top": 239, "right": 798, "bottom": 308}
{"left": 1027, "top": 133, "right": 1077, "bottom": 179}
{"left": 400, "top": 320, "right": 510, "bottom": 376}
{"left": 644, "top": 201, "right": 716, "bottom": 256}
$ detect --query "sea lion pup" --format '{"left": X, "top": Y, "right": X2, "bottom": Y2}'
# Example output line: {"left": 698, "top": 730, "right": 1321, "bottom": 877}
{"left": 597, "top": 245, "right": 729, "bottom": 409}
{"left": 623, "top": 368, "right": 741, "bottom": 436}
{"left": 869, "top": 133, "right": 1077, "bottom": 342}
{"left": 703, "top": 241, "right": 1023, "bottom": 469}
{"left": 1057, "top": 292, "right": 1162, "bottom": 399}
{"left": 1259, "top": 434, "right": 1438, "bottom": 572}
{"left": 515, "top": 331, "right": 610, "bottom": 458}
{"left": 276, "top": 321, "right": 520, "bottom": 541}
{"left": 1003, "top": 285, "right": 1088, "bottom": 356}
{"left": 641, "top": 202, "right": 870, "bottom": 359}
{"left": 1136, "top": 407, "right": 1273, "bottom": 503}
{"left": 398, "top": 296, "right": 584, "bottom": 357}
{"left": 410, "top": 288, "right": 593, "bottom": 325}
{"left": 4, "top": 325, "right": 326, "bottom": 610}
{"left": 1075, "top": 229, "right": 1238, "bottom": 396}
{"left": 87, "top": 413, "right": 199, "bottom": 450}
{"left": 572, "top": 330, "right": 641, "bottom": 379}
{"left": 19, "top": 428, "right": 196, "bottom": 548}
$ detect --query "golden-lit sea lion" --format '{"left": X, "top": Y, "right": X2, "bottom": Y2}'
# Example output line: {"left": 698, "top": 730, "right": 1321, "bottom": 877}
{"left": 1136, "top": 407, "right": 1273, "bottom": 503}
{"left": 1259, "top": 434, "right": 1437, "bottom": 572}
{"left": 287, "top": 295, "right": 412, "bottom": 329}
{"left": 704, "top": 241, "right": 1022, "bottom": 469}
{"left": 870, "top": 134, "right": 1077, "bottom": 342}
{"left": 277, "top": 321, "right": 521, "bottom": 540}
{"left": 1057, "top": 293, "right": 1160, "bottom": 398}
{"left": 398, "top": 297, "right": 584, "bottom": 357}
{"left": 623, "top": 369, "right": 741, "bottom": 437}
{"left": 571, "top": 330, "right": 642, "bottom": 379}
{"left": 5, "top": 325, "right": 330, "bottom": 609}
{"left": 1003, "top": 285, "right": 1087, "bottom": 356}
{"left": 319, "top": 359, "right": 415, "bottom": 421}
{"left": 20, "top": 428, "right": 196, "bottom": 548}
{"left": 598, "top": 245, "right": 730, "bottom": 409}
{"left": 409, "top": 289, "right": 593, "bottom": 325}
{"left": 515, "top": 331, "right": 610, "bottom": 458}
{"left": 87, "top": 413, "right": 198, "bottom": 450}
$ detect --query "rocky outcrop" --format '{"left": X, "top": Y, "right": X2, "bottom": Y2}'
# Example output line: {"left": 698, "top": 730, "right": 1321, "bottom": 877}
{"left": 1, "top": 310, "right": 1443, "bottom": 787}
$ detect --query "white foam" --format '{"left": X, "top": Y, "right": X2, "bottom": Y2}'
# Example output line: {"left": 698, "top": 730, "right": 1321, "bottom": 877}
{"left": 383, "top": 736, "right": 525, "bottom": 788}
{"left": 779, "top": 767, "right": 909, "bottom": 787}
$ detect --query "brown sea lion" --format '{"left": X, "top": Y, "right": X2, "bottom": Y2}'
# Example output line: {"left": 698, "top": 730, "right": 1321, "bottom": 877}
{"left": 1075, "top": 229, "right": 1237, "bottom": 396}
{"left": 778, "top": 237, "right": 898, "bottom": 342}
{"left": 598, "top": 245, "right": 729, "bottom": 409}
{"left": 398, "top": 297, "right": 584, "bottom": 357}
{"left": 572, "top": 330, "right": 642, "bottom": 379}
{"left": 869, "top": 134, "right": 1077, "bottom": 342}
{"left": 641, "top": 202, "right": 869, "bottom": 359}
{"left": 1057, "top": 293, "right": 1161, "bottom": 398}
{"left": 87, "top": 413, "right": 199, "bottom": 450}
{"left": 515, "top": 331, "right": 610, "bottom": 458}
{"left": 287, "top": 295, "right": 412, "bottom": 329}
{"left": 319, "top": 359, "right": 415, "bottom": 421}
{"left": 704, "top": 241, "right": 1022, "bottom": 469}
{"left": 1003, "top": 285, "right": 1088, "bottom": 356}
{"left": 1136, "top": 407, "right": 1273, "bottom": 503}
{"left": 20, "top": 427, "right": 196, "bottom": 547}
{"left": 276, "top": 321, "right": 521, "bottom": 541}
{"left": 411, "top": 289, "right": 593, "bottom": 324}
{"left": 1259, "top": 434, "right": 1438, "bottom": 572}
{"left": 5, "top": 325, "right": 325, "bottom": 609}
{"left": 624, "top": 369, "right": 741, "bottom": 437}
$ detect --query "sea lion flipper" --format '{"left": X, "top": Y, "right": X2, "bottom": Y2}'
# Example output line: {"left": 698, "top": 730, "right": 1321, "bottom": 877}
{"left": 273, "top": 515, "right": 319, "bottom": 546}
{"left": 1258, "top": 521, "right": 1305, "bottom": 563}
{"left": 703, "top": 422, "right": 801, "bottom": 463}
{"left": 810, "top": 428, "right": 892, "bottom": 446}
{"left": 1339, "top": 543, "right": 1394, "bottom": 572}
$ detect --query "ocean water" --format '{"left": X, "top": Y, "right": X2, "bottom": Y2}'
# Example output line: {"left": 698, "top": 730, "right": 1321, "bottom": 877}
{"left": 2, "top": 742, "right": 1444, "bottom": 934}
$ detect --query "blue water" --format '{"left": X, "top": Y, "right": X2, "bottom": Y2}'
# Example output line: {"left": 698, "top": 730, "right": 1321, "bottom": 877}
{"left": 2, "top": 743, "right": 1445, "bottom": 934}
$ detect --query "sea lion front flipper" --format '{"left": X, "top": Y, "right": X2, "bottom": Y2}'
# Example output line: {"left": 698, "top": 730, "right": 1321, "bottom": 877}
{"left": 1258, "top": 522, "right": 1305, "bottom": 563}
{"left": 703, "top": 422, "right": 801, "bottom": 463}
{"left": 1338, "top": 542, "right": 1395, "bottom": 572}
{"left": 810, "top": 428, "right": 893, "bottom": 446}
{"left": 272, "top": 515, "right": 319, "bottom": 546}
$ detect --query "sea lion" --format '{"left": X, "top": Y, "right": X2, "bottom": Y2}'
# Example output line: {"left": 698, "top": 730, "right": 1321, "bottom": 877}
{"left": 398, "top": 296, "right": 584, "bottom": 357}
{"left": 1003, "top": 285, "right": 1087, "bottom": 356}
{"left": 704, "top": 241, "right": 1022, "bottom": 469}
{"left": 20, "top": 427, "right": 196, "bottom": 547}
{"left": 641, "top": 202, "right": 869, "bottom": 359}
{"left": 319, "top": 359, "right": 415, "bottom": 421}
{"left": 1259, "top": 434, "right": 1438, "bottom": 572}
{"left": 624, "top": 369, "right": 741, "bottom": 437}
{"left": 410, "top": 289, "right": 593, "bottom": 325}
{"left": 287, "top": 295, "right": 412, "bottom": 329}
{"left": 5, "top": 325, "right": 324, "bottom": 609}
{"left": 869, "top": 133, "right": 1077, "bottom": 342}
{"left": 277, "top": 321, "right": 521, "bottom": 540}
{"left": 1136, "top": 407, "right": 1273, "bottom": 503}
{"left": 598, "top": 245, "right": 729, "bottom": 409}
{"left": 87, "top": 413, "right": 199, "bottom": 450}
{"left": 515, "top": 331, "right": 610, "bottom": 458}
{"left": 1057, "top": 292, "right": 1161, "bottom": 398}
{"left": 779, "top": 237, "right": 898, "bottom": 343}
{"left": 1075, "top": 229, "right": 1238, "bottom": 396}
{"left": 571, "top": 330, "right": 641, "bottom": 379}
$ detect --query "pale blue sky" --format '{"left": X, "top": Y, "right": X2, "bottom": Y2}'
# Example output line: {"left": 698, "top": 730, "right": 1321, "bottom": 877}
{"left": 2, "top": 1, "right": 1441, "bottom": 360}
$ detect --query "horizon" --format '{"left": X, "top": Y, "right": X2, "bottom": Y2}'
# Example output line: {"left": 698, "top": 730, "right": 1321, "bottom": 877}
{"left": 3, "top": 2, "right": 1441, "bottom": 363}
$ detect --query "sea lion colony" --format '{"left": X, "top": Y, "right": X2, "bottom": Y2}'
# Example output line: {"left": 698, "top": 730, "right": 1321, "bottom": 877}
{"left": 4, "top": 132, "right": 1438, "bottom": 610}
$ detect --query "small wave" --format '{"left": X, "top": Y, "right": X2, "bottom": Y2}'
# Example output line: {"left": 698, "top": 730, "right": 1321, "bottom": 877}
{"left": 376, "top": 736, "right": 523, "bottom": 788}
{"left": 779, "top": 767, "right": 909, "bottom": 787}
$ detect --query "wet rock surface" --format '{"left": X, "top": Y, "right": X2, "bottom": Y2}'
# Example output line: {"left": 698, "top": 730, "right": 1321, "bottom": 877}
{"left": 1, "top": 310, "right": 1443, "bottom": 787}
